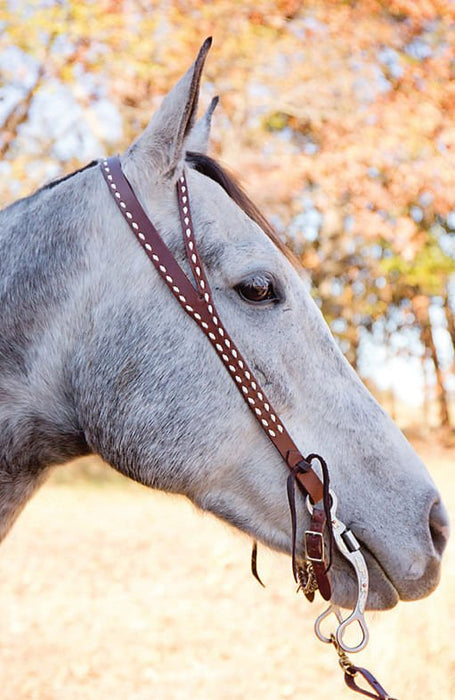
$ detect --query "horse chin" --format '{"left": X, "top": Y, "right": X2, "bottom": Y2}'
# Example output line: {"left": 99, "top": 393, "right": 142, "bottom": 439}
{"left": 330, "top": 549, "right": 400, "bottom": 611}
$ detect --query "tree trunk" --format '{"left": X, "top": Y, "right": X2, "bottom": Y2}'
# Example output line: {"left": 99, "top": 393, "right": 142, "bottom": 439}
{"left": 0, "top": 65, "right": 46, "bottom": 159}
{"left": 0, "top": 33, "right": 61, "bottom": 159}
{"left": 413, "top": 296, "right": 451, "bottom": 429}
{"left": 345, "top": 325, "right": 359, "bottom": 372}
{"left": 421, "top": 354, "right": 430, "bottom": 427}
{"left": 442, "top": 287, "right": 455, "bottom": 362}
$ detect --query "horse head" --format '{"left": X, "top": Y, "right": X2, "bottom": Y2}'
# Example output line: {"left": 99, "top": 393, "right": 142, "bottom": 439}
{"left": 0, "top": 40, "right": 449, "bottom": 615}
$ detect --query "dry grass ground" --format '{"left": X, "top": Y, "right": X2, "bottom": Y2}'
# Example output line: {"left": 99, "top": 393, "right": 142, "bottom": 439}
{"left": 0, "top": 439, "right": 453, "bottom": 700}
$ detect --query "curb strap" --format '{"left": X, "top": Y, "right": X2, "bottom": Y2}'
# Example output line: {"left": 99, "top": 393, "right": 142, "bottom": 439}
{"left": 286, "top": 462, "right": 331, "bottom": 600}
{"left": 304, "top": 506, "right": 331, "bottom": 600}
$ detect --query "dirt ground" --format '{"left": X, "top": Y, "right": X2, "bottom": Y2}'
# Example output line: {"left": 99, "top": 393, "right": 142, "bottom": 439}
{"left": 0, "top": 439, "right": 454, "bottom": 700}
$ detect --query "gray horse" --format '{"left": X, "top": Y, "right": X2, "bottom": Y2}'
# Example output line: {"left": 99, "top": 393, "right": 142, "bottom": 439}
{"left": 0, "top": 40, "right": 449, "bottom": 612}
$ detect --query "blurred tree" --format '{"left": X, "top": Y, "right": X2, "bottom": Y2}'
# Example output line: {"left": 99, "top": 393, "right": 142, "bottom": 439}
{"left": 1, "top": 0, "right": 454, "bottom": 425}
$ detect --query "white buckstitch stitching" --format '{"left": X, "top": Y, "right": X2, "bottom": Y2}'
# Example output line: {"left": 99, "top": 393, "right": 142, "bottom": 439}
{"left": 108, "top": 165, "right": 286, "bottom": 449}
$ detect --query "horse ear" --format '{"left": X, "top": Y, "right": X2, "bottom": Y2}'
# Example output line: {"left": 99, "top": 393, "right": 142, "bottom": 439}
{"left": 126, "top": 37, "right": 212, "bottom": 178}
{"left": 185, "top": 96, "right": 219, "bottom": 154}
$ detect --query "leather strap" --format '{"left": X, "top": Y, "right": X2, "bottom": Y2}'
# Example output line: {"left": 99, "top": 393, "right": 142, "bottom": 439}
{"left": 344, "top": 666, "right": 397, "bottom": 699}
{"left": 101, "top": 156, "right": 325, "bottom": 502}
{"left": 305, "top": 506, "right": 331, "bottom": 600}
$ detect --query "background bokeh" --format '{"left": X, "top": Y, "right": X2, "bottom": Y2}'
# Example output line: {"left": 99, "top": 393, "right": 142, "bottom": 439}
{"left": 2, "top": 0, "right": 455, "bottom": 425}
{"left": 1, "top": 2, "right": 454, "bottom": 699}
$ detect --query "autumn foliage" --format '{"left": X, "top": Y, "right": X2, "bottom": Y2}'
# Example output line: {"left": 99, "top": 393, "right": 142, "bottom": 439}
{"left": 1, "top": 0, "right": 454, "bottom": 425}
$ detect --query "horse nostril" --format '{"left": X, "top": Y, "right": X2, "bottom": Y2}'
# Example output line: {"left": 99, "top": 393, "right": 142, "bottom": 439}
{"left": 429, "top": 498, "right": 450, "bottom": 557}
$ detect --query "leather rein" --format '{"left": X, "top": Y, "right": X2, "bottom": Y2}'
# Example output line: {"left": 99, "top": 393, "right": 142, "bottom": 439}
{"left": 100, "top": 156, "right": 397, "bottom": 700}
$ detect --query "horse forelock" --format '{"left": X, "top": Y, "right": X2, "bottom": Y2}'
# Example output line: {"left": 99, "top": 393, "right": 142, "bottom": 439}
{"left": 185, "top": 152, "right": 299, "bottom": 268}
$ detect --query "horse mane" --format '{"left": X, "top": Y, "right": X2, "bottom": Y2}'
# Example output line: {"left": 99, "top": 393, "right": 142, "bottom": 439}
{"left": 37, "top": 160, "right": 99, "bottom": 193}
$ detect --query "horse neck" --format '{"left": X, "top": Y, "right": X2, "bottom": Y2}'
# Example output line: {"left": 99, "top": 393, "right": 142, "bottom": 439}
{"left": 0, "top": 173, "right": 96, "bottom": 541}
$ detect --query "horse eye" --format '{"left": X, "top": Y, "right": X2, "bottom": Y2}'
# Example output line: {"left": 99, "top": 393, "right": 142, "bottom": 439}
{"left": 235, "top": 275, "right": 279, "bottom": 305}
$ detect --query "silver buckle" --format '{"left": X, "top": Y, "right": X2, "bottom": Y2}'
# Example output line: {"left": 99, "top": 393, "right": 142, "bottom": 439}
{"left": 304, "top": 529, "right": 325, "bottom": 563}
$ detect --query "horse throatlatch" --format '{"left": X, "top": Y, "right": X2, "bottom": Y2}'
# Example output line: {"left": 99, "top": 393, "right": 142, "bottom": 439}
{"left": 100, "top": 156, "right": 397, "bottom": 700}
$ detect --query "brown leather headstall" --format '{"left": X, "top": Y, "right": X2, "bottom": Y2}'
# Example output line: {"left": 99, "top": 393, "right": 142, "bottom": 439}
{"left": 100, "top": 156, "right": 332, "bottom": 597}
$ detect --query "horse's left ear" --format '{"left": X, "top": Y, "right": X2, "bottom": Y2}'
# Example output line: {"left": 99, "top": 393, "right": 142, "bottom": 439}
{"left": 125, "top": 37, "right": 212, "bottom": 179}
